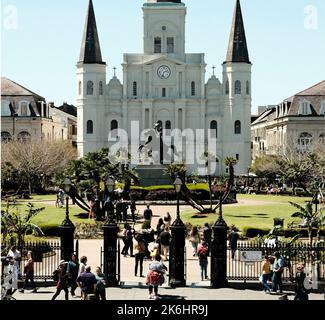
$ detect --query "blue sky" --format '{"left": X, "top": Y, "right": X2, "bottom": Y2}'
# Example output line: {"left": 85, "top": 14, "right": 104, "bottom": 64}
{"left": 1, "top": 0, "right": 325, "bottom": 113}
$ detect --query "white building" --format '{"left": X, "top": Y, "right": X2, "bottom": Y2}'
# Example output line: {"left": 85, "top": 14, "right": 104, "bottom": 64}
{"left": 77, "top": 0, "right": 252, "bottom": 175}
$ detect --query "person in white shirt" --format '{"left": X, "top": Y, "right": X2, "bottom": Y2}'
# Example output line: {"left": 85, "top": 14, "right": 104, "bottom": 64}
{"left": 7, "top": 246, "right": 21, "bottom": 279}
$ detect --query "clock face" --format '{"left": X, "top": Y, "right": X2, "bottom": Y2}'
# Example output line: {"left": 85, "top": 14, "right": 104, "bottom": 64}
{"left": 157, "top": 65, "right": 171, "bottom": 79}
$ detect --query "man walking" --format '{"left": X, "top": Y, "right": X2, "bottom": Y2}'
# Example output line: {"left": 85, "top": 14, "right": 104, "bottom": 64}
{"left": 77, "top": 266, "right": 97, "bottom": 300}
{"left": 272, "top": 251, "right": 284, "bottom": 294}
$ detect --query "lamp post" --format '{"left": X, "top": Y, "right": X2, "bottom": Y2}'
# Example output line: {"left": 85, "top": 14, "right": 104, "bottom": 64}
{"left": 59, "top": 178, "right": 75, "bottom": 261}
{"left": 211, "top": 183, "right": 228, "bottom": 288}
{"left": 102, "top": 176, "right": 119, "bottom": 286}
{"left": 169, "top": 176, "right": 186, "bottom": 288}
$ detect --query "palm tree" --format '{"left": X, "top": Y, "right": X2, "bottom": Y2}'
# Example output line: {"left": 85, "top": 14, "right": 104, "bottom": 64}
{"left": 1, "top": 203, "right": 45, "bottom": 247}
{"left": 289, "top": 201, "right": 323, "bottom": 246}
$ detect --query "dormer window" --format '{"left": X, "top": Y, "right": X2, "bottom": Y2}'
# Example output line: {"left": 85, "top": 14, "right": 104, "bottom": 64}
{"left": 154, "top": 37, "right": 162, "bottom": 53}
{"left": 298, "top": 100, "right": 312, "bottom": 115}
{"left": 320, "top": 101, "right": 325, "bottom": 115}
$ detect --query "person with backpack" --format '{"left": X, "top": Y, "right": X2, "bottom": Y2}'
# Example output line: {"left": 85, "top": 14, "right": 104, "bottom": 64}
{"left": 52, "top": 260, "right": 69, "bottom": 300}
{"left": 197, "top": 241, "right": 209, "bottom": 281}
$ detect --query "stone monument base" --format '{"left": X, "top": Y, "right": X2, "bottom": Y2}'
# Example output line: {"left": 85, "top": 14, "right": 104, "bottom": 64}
{"left": 135, "top": 165, "right": 172, "bottom": 187}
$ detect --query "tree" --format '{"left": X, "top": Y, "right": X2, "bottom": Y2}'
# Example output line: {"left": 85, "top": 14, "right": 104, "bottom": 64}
{"left": 289, "top": 201, "right": 324, "bottom": 246}
{"left": 1, "top": 140, "right": 77, "bottom": 194}
{"left": 1, "top": 203, "right": 45, "bottom": 247}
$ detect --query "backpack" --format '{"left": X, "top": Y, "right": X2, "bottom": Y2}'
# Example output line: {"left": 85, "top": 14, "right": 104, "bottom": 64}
{"left": 52, "top": 269, "right": 59, "bottom": 282}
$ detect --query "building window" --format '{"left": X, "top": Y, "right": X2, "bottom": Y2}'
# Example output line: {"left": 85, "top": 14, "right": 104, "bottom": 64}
{"left": 320, "top": 102, "right": 325, "bottom": 115}
{"left": 111, "top": 120, "right": 118, "bottom": 131}
{"left": 234, "top": 120, "right": 241, "bottom": 134}
{"left": 165, "top": 121, "right": 171, "bottom": 130}
{"left": 99, "top": 81, "right": 103, "bottom": 95}
{"left": 298, "top": 100, "right": 312, "bottom": 115}
{"left": 191, "top": 81, "right": 196, "bottom": 96}
{"left": 133, "top": 82, "right": 137, "bottom": 97}
{"left": 319, "top": 133, "right": 325, "bottom": 145}
{"left": 154, "top": 37, "right": 162, "bottom": 53}
{"left": 87, "top": 120, "right": 93, "bottom": 134}
{"left": 167, "top": 37, "right": 174, "bottom": 53}
{"left": 225, "top": 80, "right": 229, "bottom": 95}
{"left": 298, "top": 132, "right": 313, "bottom": 150}
{"left": 17, "top": 131, "right": 31, "bottom": 142}
{"left": 87, "top": 81, "right": 94, "bottom": 95}
{"left": 162, "top": 88, "right": 166, "bottom": 98}
{"left": 246, "top": 81, "right": 250, "bottom": 95}
{"left": 78, "top": 81, "right": 82, "bottom": 95}
{"left": 210, "top": 121, "right": 218, "bottom": 138}
{"left": 235, "top": 80, "right": 241, "bottom": 94}
{"left": 1, "top": 132, "right": 12, "bottom": 143}
{"left": 20, "top": 102, "right": 28, "bottom": 116}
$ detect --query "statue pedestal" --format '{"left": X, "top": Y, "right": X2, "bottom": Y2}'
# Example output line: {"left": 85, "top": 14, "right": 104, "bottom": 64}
{"left": 135, "top": 165, "right": 172, "bottom": 187}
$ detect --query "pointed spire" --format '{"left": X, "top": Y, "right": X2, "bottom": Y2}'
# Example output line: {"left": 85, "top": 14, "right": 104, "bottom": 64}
{"left": 79, "top": 0, "right": 105, "bottom": 65}
{"left": 225, "top": 0, "right": 250, "bottom": 64}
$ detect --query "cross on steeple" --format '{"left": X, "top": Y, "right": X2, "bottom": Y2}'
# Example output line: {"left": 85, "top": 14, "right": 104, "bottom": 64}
{"left": 113, "top": 67, "right": 117, "bottom": 77}
{"left": 212, "top": 66, "right": 216, "bottom": 76}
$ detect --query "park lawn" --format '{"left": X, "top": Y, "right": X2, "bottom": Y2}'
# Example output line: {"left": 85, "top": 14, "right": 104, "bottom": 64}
{"left": 237, "top": 194, "right": 311, "bottom": 204}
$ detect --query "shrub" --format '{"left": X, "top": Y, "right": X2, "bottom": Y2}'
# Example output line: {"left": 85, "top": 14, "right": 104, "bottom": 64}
{"left": 242, "top": 227, "right": 271, "bottom": 238}
{"left": 75, "top": 222, "right": 104, "bottom": 239}
{"left": 39, "top": 224, "right": 59, "bottom": 237}
{"left": 284, "top": 228, "right": 324, "bottom": 238}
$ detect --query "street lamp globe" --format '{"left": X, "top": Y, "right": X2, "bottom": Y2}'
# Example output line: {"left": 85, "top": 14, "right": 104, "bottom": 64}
{"left": 174, "top": 177, "right": 182, "bottom": 194}
{"left": 63, "top": 178, "right": 72, "bottom": 193}
{"left": 106, "top": 176, "right": 115, "bottom": 193}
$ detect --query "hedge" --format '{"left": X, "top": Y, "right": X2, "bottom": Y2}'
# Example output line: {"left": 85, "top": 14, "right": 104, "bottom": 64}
{"left": 39, "top": 224, "right": 60, "bottom": 237}
{"left": 242, "top": 227, "right": 271, "bottom": 238}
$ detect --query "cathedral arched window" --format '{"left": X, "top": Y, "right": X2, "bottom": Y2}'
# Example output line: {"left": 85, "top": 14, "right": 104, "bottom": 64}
{"left": 165, "top": 121, "right": 171, "bottom": 130}
{"left": 99, "top": 81, "right": 103, "bottom": 95}
{"left": 225, "top": 80, "right": 229, "bottom": 95}
{"left": 234, "top": 121, "right": 241, "bottom": 134}
{"left": 1, "top": 132, "right": 12, "bottom": 143}
{"left": 17, "top": 131, "right": 31, "bottom": 142}
{"left": 133, "top": 82, "right": 137, "bottom": 97}
{"left": 210, "top": 121, "right": 218, "bottom": 138}
{"left": 235, "top": 81, "right": 241, "bottom": 95}
{"left": 87, "top": 120, "right": 93, "bottom": 134}
{"left": 87, "top": 81, "right": 94, "bottom": 95}
{"left": 298, "top": 132, "right": 312, "bottom": 151}
{"left": 111, "top": 120, "right": 118, "bottom": 131}
{"left": 246, "top": 81, "right": 250, "bottom": 95}
{"left": 154, "top": 37, "right": 162, "bottom": 53}
{"left": 78, "top": 81, "right": 82, "bottom": 95}
{"left": 191, "top": 81, "right": 196, "bottom": 96}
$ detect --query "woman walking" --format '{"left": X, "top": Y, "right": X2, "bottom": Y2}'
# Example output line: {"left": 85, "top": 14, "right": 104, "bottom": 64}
{"left": 52, "top": 260, "right": 69, "bottom": 301}
{"left": 19, "top": 251, "right": 37, "bottom": 293}
{"left": 79, "top": 256, "right": 88, "bottom": 275}
{"left": 260, "top": 255, "right": 271, "bottom": 293}
{"left": 197, "top": 241, "right": 209, "bottom": 281}
{"left": 189, "top": 226, "right": 200, "bottom": 257}
{"left": 134, "top": 234, "right": 146, "bottom": 277}
{"left": 146, "top": 254, "right": 167, "bottom": 300}
{"left": 67, "top": 254, "right": 79, "bottom": 298}
{"left": 163, "top": 212, "right": 172, "bottom": 229}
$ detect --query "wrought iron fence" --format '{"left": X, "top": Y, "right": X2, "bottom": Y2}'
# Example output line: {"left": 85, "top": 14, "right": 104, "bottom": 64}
{"left": 1, "top": 240, "right": 61, "bottom": 281}
{"left": 227, "top": 242, "right": 325, "bottom": 283}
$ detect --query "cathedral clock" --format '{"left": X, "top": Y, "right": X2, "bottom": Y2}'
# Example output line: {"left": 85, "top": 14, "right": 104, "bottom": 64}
{"left": 157, "top": 65, "right": 171, "bottom": 79}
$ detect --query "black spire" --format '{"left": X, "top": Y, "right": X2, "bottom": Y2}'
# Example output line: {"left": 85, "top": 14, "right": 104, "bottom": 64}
{"left": 225, "top": 0, "right": 250, "bottom": 64}
{"left": 79, "top": 0, "right": 105, "bottom": 65}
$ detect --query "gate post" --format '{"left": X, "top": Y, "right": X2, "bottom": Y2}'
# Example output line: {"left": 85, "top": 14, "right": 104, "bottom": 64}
{"left": 211, "top": 196, "right": 228, "bottom": 288}
{"left": 102, "top": 219, "right": 119, "bottom": 287}
{"left": 59, "top": 197, "right": 75, "bottom": 262}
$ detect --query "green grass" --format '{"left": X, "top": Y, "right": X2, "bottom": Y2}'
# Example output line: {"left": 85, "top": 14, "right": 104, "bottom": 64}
{"left": 181, "top": 194, "right": 312, "bottom": 230}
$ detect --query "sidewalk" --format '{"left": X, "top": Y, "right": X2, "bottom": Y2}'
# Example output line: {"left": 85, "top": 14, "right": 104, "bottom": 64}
{"left": 11, "top": 285, "right": 324, "bottom": 301}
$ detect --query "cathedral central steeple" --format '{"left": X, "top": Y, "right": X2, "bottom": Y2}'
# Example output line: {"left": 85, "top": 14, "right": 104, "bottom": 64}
{"left": 79, "top": 0, "right": 105, "bottom": 65}
{"left": 225, "top": 0, "right": 250, "bottom": 64}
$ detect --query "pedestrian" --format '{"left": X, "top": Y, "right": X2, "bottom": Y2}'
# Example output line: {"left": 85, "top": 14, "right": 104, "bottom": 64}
{"left": 115, "top": 199, "right": 123, "bottom": 223}
{"left": 88, "top": 198, "right": 95, "bottom": 220}
{"left": 122, "top": 225, "right": 134, "bottom": 257}
{"left": 146, "top": 254, "right": 167, "bottom": 300}
{"left": 197, "top": 241, "right": 209, "bottom": 281}
{"left": 134, "top": 234, "right": 146, "bottom": 277}
{"left": 121, "top": 224, "right": 129, "bottom": 256}
{"left": 19, "top": 251, "right": 37, "bottom": 293}
{"left": 7, "top": 245, "right": 22, "bottom": 279}
{"left": 77, "top": 266, "right": 97, "bottom": 300}
{"left": 155, "top": 218, "right": 165, "bottom": 243}
{"left": 95, "top": 266, "right": 107, "bottom": 301}
{"left": 229, "top": 227, "right": 239, "bottom": 260}
{"left": 159, "top": 227, "right": 171, "bottom": 261}
{"left": 79, "top": 256, "right": 88, "bottom": 275}
{"left": 52, "top": 260, "right": 69, "bottom": 301}
{"left": 271, "top": 251, "right": 284, "bottom": 294}
{"left": 189, "top": 226, "right": 200, "bottom": 257}
{"left": 294, "top": 263, "right": 309, "bottom": 301}
{"left": 130, "top": 196, "right": 137, "bottom": 223}
{"left": 67, "top": 254, "right": 79, "bottom": 298}
{"left": 203, "top": 223, "right": 212, "bottom": 255}
{"left": 163, "top": 212, "right": 172, "bottom": 229}
{"left": 143, "top": 205, "right": 153, "bottom": 221}
{"left": 259, "top": 255, "right": 271, "bottom": 293}
{"left": 150, "top": 243, "right": 160, "bottom": 259}
{"left": 2, "top": 256, "right": 17, "bottom": 298}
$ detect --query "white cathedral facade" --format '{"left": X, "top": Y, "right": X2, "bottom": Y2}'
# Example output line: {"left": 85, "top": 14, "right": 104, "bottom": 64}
{"left": 76, "top": 0, "right": 252, "bottom": 175}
